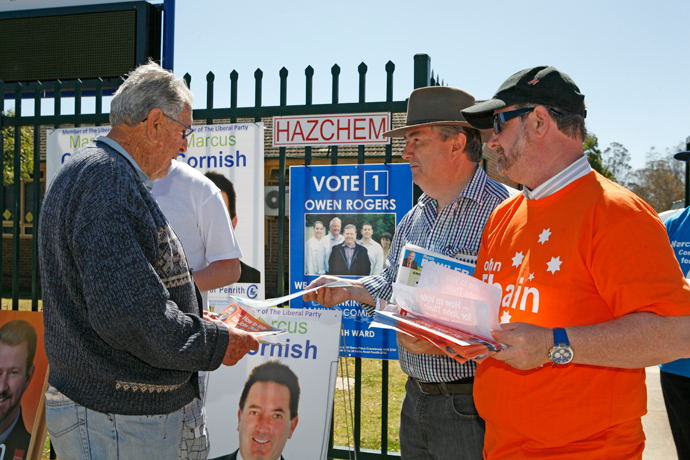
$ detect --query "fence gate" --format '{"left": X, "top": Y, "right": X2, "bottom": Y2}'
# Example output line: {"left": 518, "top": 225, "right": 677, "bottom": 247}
{"left": 1, "top": 53, "right": 449, "bottom": 459}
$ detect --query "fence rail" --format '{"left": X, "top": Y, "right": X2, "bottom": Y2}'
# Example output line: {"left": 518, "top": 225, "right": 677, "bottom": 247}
{"left": 1, "top": 53, "right": 441, "bottom": 459}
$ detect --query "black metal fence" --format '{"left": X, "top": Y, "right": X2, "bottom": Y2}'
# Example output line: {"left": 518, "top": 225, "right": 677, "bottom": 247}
{"left": 1, "top": 53, "right": 443, "bottom": 459}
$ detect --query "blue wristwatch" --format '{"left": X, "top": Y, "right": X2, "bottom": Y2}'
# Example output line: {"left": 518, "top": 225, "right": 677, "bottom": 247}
{"left": 548, "top": 328, "right": 573, "bottom": 364}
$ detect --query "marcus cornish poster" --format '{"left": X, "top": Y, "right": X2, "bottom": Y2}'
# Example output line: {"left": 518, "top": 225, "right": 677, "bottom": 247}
{"left": 46, "top": 123, "right": 265, "bottom": 304}
{"left": 205, "top": 307, "right": 342, "bottom": 460}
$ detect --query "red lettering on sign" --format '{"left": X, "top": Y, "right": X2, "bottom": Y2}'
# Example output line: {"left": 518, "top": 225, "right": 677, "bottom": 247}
{"left": 353, "top": 118, "right": 366, "bottom": 140}
{"left": 321, "top": 119, "right": 334, "bottom": 140}
{"left": 306, "top": 120, "right": 319, "bottom": 141}
{"left": 337, "top": 118, "right": 351, "bottom": 140}
{"left": 292, "top": 121, "right": 305, "bottom": 142}
{"left": 369, "top": 117, "right": 386, "bottom": 139}
{"left": 275, "top": 120, "right": 289, "bottom": 142}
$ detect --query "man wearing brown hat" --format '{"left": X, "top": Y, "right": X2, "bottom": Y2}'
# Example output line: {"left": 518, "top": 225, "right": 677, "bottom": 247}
{"left": 461, "top": 66, "right": 690, "bottom": 459}
{"left": 304, "top": 86, "right": 513, "bottom": 459}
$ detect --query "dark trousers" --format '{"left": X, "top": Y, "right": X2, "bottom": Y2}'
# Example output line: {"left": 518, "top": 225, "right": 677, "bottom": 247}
{"left": 661, "top": 370, "right": 690, "bottom": 460}
{"left": 400, "top": 377, "right": 485, "bottom": 460}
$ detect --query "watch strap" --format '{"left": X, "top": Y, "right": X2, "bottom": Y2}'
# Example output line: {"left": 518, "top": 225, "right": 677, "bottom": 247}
{"left": 553, "top": 327, "right": 569, "bottom": 346}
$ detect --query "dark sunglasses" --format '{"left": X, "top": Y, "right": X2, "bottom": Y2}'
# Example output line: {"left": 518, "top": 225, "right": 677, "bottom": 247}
{"left": 491, "top": 107, "right": 535, "bottom": 134}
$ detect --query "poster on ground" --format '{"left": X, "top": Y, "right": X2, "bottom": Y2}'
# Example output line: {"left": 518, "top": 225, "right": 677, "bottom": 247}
{"left": 45, "top": 122, "right": 265, "bottom": 301}
{"left": 205, "top": 307, "right": 342, "bottom": 460}
{"left": 289, "top": 164, "right": 413, "bottom": 360}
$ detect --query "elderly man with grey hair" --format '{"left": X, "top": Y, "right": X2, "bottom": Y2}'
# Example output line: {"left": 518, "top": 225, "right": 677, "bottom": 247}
{"left": 316, "top": 217, "right": 344, "bottom": 275}
{"left": 39, "top": 62, "right": 258, "bottom": 459}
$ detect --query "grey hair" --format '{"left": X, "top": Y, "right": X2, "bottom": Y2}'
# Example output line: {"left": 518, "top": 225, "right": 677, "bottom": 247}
{"left": 515, "top": 103, "right": 586, "bottom": 141}
{"left": 343, "top": 224, "right": 357, "bottom": 231}
{"left": 432, "top": 125, "right": 483, "bottom": 163}
{"left": 109, "top": 61, "right": 193, "bottom": 127}
{"left": 329, "top": 217, "right": 342, "bottom": 226}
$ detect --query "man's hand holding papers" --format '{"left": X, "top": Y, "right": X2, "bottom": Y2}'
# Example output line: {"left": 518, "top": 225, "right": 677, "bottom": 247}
{"left": 369, "top": 261, "right": 505, "bottom": 364}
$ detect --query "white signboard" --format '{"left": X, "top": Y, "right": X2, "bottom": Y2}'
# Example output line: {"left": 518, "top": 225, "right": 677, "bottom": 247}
{"left": 205, "top": 307, "right": 342, "bottom": 460}
{"left": 273, "top": 113, "right": 390, "bottom": 147}
{"left": 0, "top": 0, "right": 139, "bottom": 12}
{"left": 46, "top": 122, "right": 266, "bottom": 300}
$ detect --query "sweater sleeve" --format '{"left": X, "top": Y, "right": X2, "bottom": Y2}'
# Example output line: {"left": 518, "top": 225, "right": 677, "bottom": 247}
{"left": 72, "top": 201, "right": 230, "bottom": 373}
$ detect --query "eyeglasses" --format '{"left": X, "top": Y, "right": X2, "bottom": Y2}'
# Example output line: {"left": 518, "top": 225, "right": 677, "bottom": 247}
{"left": 491, "top": 107, "right": 535, "bottom": 134}
{"left": 141, "top": 113, "right": 195, "bottom": 139}
{"left": 163, "top": 113, "right": 195, "bottom": 139}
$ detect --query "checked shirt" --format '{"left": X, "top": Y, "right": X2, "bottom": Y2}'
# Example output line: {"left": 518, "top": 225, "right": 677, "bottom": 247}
{"left": 360, "top": 166, "right": 513, "bottom": 382}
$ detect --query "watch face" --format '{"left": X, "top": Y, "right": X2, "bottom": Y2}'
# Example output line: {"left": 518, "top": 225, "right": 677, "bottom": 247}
{"left": 551, "top": 347, "right": 573, "bottom": 364}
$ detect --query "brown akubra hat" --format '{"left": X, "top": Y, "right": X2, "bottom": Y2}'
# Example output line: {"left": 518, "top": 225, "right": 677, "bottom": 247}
{"left": 383, "top": 86, "right": 492, "bottom": 141}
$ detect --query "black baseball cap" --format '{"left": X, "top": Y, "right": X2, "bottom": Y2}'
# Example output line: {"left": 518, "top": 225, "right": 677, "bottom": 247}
{"left": 461, "top": 66, "right": 587, "bottom": 130}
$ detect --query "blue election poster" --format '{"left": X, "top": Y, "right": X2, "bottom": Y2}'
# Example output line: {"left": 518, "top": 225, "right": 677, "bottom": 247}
{"left": 289, "top": 164, "right": 413, "bottom": 360}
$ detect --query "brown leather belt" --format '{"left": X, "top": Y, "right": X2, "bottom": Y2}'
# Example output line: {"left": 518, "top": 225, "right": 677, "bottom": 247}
{"left": 412, "top": 376, "right": 474, "bottom": 395}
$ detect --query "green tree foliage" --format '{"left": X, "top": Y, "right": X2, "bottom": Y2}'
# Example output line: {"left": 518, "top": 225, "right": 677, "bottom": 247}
{"left": 3, "top": 109, "right": 34, "bottom": 187}
{"left": 603, "top": 142, "right": 632, "bottom": 187}
{"left": 583, "top": 134, "right": 615, "bottom": 181}
{"left": 627, "top": 144, "right": 685, "bottom": 212}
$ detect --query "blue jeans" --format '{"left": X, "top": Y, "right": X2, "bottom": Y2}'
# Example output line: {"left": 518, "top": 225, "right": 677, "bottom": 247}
{"left": 45, "top": 385, "right": 185, "bottom": 460}
{"left": 400, "top": 377, "right": 485, "bottom": 460}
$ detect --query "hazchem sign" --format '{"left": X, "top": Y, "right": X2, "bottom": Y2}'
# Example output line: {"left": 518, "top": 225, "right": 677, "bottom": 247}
{"left": 273, "top": 113, "right": 390, "bottom": 147}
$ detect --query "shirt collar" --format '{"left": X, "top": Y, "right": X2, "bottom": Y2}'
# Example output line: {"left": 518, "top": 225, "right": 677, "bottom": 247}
{"left": 418, "top": 164, "right": 489, "bottom": 210}
{"left": 97, "top": 136, "right": 155, "bottom": 191}
{"left": 523, "top": 155, "right": 592, "bottom": 201}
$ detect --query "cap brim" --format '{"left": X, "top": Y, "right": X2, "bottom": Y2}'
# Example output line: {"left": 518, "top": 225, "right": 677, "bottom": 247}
{"left": 383, "top": 121, "right": 493, "bottom": 142}
{"left": 461, "top": 99, "right": 509, "bottom": 130}
{"left": 674, "top": 151, "right": 690, "bottom": 161}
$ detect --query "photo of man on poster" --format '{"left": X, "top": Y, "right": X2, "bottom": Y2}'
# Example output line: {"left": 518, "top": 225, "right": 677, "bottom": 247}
{"left": 401, "top": 250, "right": 418, "bottom": 270}
{"left": 357, "top": 223, "right": 384, "bottom": 276}
{"left": 0, "top": 320, "right": 37, "bottom": 460}
{"left": 212, "top": 361, "right": 300, "bottom": 460}
{"left": 328, "top": 225, "right": 371, "bottom": 277}
{"left": 205, "top": 172, "right": 261, "bottom": 284}
{"left": 304, "top": 221, "right": 325, "bottom": 275}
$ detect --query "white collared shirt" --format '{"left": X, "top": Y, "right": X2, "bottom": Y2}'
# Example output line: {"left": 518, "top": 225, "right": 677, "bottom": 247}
{"left": 523, "top": 155, "right": 592, "bottom": 201}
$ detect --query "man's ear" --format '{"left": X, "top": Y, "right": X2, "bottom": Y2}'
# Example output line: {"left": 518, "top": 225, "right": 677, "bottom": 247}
{"left": 145, "top": 108, "right": 166, "bottom": 142}
{"left": 450, "top": 131, "right": 467, "bottom": 159}
{"left": 288, "top": 416, "right": 299, "bottom": 438}
{"left": 237, "top": 409, "right": 242, "bottom": 431}
{"left": 232, "top": 216, "right": 238, "bottom": 230}
{"left": 531, "top": 106, "right": 551, "bottom": 139}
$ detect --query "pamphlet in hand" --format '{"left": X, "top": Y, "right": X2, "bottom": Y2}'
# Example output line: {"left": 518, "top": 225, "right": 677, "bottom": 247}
{"left": 213, "top": 280, "right": 353, "bottom": 342}
{"left": 395, "top": 244, "right": 477, "bottom": 287}
{"left": 216, "top": 301, "right": 286, "bottom": 341}
{"left": 371, "top": 260, "right": 504, "bottom": 363}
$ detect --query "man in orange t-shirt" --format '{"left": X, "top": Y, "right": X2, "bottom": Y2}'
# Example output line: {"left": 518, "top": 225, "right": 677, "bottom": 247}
{"left": 461, "top": 66, "right": 690, "bottom": 459}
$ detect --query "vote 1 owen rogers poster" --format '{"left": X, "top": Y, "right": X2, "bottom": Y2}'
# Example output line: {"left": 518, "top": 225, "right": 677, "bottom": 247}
{"left": 289, "top": 164, "right": 413, "bottom": 360}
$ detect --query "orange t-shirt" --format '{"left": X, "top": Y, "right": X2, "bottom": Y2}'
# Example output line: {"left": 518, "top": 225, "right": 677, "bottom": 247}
{"left": 474, "top": 171, "right": 690, "bottom": 459}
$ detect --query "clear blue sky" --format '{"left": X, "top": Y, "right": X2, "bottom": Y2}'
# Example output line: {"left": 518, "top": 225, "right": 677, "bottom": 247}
{"left": 6, "top": 0, "right": 688, "bottom": 170}
{"left": 173, "top": 0, "right": 690, "bottom": 170}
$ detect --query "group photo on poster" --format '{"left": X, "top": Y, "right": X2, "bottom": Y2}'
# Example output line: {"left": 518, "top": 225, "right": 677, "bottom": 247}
{"left": 304, "top": 213, "right": 396, "bottom": 278}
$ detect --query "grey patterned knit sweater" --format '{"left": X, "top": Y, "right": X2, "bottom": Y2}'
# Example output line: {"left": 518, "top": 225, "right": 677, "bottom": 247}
{"left": 39, "top": 140, "right": 230, "bottom": 416}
